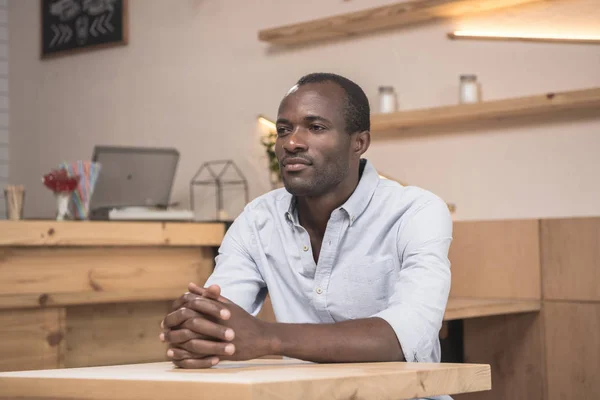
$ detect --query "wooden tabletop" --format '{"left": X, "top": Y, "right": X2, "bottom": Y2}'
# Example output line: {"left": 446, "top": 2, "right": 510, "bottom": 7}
{"left": 0, "top": 220, "right": 225, "bottom": 246}
{"left": 0, "top": 359, "right": 491, "bottom": 400}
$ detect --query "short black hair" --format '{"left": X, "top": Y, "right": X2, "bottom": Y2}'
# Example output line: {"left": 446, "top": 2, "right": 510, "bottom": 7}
{"left": 296, "top": 73, "right": 370, "bottom": 134}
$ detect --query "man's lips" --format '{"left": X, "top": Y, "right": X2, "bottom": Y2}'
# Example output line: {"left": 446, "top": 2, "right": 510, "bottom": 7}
{"left": 282, "top": 158, "right": 311, "bottom": 172}
{"left": 283, "top": 163, "right": 309, "bottom": 172}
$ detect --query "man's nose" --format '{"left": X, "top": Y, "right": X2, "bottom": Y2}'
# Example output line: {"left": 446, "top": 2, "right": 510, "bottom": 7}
{"left": 282, "top": 129, "right": 308, "bottom": 153}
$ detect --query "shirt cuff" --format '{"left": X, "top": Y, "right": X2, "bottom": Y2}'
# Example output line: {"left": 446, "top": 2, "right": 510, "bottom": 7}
{"left": 373, "top": 305, "right": 434, "bottom": 363}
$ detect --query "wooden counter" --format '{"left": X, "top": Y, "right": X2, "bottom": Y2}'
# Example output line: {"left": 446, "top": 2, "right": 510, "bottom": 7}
{"left": 444, "top": 297, "right": 541, "bottom": 321}
{"left": 0, "top": 220, "right": 225, "bottom": 372}
{"left": 0, "top": 220, "right": 224, "bottom": 247}
{"left": 0, "top": 359, "right": 492, "bottom": 400}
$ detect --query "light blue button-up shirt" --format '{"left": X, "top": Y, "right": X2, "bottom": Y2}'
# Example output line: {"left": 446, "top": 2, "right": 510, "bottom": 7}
{"left": 206, "top": 158, "right": 452, "bottom": 368}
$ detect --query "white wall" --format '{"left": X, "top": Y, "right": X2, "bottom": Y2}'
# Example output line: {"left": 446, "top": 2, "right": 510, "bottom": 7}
{"left": 0, "top": 0, "right": 7, "bottom": 219}
{"left": 7, "top": 0, "right": 600, "bottom": 221}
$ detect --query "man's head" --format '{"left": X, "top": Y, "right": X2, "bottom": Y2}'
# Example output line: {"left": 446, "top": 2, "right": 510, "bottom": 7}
{"left": 275, "top": 73, "right": 371, "bottom": 197}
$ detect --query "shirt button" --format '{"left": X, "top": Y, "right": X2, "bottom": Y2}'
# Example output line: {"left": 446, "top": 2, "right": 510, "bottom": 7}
{"left": 303, "top": 245, "right": 309, "bottom": 252}
{"left": 316, "top": 288, "right": 323, "bottom": 294}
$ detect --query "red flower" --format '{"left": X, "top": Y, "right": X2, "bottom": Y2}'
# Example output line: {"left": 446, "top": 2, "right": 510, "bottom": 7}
{"left": 42, "top": 169, "right": 81, "bottom": 193}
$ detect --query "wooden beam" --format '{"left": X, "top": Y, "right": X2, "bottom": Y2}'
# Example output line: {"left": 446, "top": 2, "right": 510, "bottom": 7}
{"left": 0, "top": 288, "right": 184, "bottom": 310}
{"left": 258, "top": 0, "right": 547, "bottom": 45}
{"left": 448, "top": 31, "right": 600, "bottom": 45}
{"left": 371, "top": 87, "right": 600, "bottom": 136}
{"left": 0, "top": 220, "right": 225, "bottom": 247}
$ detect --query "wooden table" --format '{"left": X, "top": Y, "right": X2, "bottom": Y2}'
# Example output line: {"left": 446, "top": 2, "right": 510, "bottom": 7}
{"left": 0, "top": 359, "right": 492, "bottom": 400}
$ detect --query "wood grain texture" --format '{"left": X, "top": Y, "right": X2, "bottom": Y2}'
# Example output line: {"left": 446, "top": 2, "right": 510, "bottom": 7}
{"left": 0, "top": 220, "right": 224, "bottom": 246}
{"left": 449, "top": 219, "right": 541, "bottom": 299}
{"left": 541, "top": 217, "right": 600, "bottom": 301}
{"left": 0, "top": 308, "right": 65, "bottom": 372}
{"left": 544, "top": 301, "right": 600, "bottom": 400}
{"left": 456, "top": 312, "right": 545, "bottom": 400}
{"left": 258, "top": 0, "right": 546, "bottom": 45}
{"left": 371, "top": 87, "right": 600, "bottom": 136}
{"left": 65, "top": 301, "right": 170, "bottom": 368}
{"left": 0, "top": 247, "right": 213, "bottom": 309}
{"left": 444, "top": 297, "right": 541, "bottom": 320}
{"left": 0, "top": 359, "right": 492, "bottom": 400}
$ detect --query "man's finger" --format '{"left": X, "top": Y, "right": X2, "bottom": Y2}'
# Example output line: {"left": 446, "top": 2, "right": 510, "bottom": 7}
{"left": 167, "top": 346, "right": 197, "bottom": 361}
{"left": 160, "top": 329, "right": 209, "bottom": 344}
{"left": 182, "top": 318, "right": 235, "bottom": 341}
{"left": 162, "top": 307, "right": 198, "bottom": 330}
{"left": 167, "top": 347, "right": 219, "bottom": 366}
{"left": 179, "top": 338, "right": 236, "bottom": 357}
{"left": 189, "top": 283, "right": 229, "bottom": 303}
{"left": 184, "top": 296, "right": 231, "bottom": 321}
{"left": 171, "top": 292, "right": 200, "bottom": 311}
{"left": 172, "top": 357, "right": 219, "bottom": 369}
{"left": 163, "top": 321, "right": 234, "bottom": 344}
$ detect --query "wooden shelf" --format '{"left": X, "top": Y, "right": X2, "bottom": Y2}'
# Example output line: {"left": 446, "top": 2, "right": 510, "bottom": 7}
{"left": 444, "top": 297, "right": 541, "bottom": 321}
{"left": 371, "top": 87, "right": 600, "bottom": 136}
{"left": 258, "top": 0, "right": 544, "bottom": 45}
{"left": 0, "top": 220, "right": 225, "bottom": 247}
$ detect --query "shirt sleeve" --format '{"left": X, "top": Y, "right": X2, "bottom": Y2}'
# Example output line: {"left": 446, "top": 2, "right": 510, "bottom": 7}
{"left": 373, "top": 197, "right": 452, "bottom": 363}
{"left": 204, "top": 208, "right": 267, "bottom": 316}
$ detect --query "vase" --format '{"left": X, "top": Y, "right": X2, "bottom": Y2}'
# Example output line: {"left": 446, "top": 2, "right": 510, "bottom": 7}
{"left": 55, "top": 192, "right": 72, "bottom": 221}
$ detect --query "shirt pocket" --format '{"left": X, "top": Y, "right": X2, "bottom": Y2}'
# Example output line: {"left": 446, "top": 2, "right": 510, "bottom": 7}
{"left": 333, "top": 257, "right": 397, "bottom": 320}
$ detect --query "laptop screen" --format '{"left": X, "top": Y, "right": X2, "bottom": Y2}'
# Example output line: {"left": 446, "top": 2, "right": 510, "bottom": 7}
{"left": 89, "top": 146, "right": 180, "bottom": 211}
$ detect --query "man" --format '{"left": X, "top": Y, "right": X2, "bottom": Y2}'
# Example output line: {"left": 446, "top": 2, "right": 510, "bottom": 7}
{"left": 161, "top": 73, "right": 452, "bottom": 372}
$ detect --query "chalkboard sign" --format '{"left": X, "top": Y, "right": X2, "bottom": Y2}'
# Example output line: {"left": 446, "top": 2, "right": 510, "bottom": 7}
{"left": 41, "top": 0, "right": 128, "bottom": 58}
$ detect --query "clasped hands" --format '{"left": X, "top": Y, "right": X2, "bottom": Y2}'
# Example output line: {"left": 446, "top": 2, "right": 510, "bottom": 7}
{"left": 160, "top": 283, "right": 276, "bottom": 368}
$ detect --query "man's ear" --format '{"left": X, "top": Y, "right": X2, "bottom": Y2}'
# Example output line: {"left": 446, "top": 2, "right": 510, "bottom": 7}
{"left": 353, "top": 130, "right": 371, "bottom": 156}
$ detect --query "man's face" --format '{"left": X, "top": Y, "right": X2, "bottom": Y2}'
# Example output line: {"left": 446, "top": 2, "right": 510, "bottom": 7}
{"left": 275, "top": 82, "right": 354, "bottom": 197}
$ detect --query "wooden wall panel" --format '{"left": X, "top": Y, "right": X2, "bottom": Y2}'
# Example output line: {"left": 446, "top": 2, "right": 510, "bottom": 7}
{"left": 65, "top": 301, "right": 170, "bottom": 368}
{"left": 0, "top": 247, "right": 213, "bottom": 309}
{"left": 541, "top": 217, "right": 600, "bottom": 301}
{"left": 449, "top": 220, "right": 541, "bottom": 299}
{"left": 455, "top": 312, "right": 545, "bottom": 400}
{"left": 0, "top": 308, "right": 65, "bottom": 372}
{"left": 544, "top": 301, "right": 600, "bottom": 400}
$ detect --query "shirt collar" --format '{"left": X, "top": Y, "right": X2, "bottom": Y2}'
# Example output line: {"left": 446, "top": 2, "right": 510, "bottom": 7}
{"left": 339, "top": 158, "right": 379, "bottom": 226}
{"left": 283, "top": 158, "right": 380, "bottom": 227}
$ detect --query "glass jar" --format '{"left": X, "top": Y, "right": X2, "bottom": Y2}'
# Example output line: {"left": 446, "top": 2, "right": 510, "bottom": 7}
{"left": 459, "top": 75, "right": 480, "bottom": 104}
{"left": 378, "top": 86, "right": 398, "bottom": 113}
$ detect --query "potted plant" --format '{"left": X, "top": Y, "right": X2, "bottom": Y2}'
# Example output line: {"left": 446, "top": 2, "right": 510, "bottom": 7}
{"left": 260, "top": 130, "right": 282, "bottom": 189}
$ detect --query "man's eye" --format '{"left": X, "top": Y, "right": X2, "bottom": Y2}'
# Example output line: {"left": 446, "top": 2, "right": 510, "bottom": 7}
{"left": 310, "top": 125, "right": 325, "bottom": 131}
{"left": 276, "top": 127, "right": 289, "bottom": 136}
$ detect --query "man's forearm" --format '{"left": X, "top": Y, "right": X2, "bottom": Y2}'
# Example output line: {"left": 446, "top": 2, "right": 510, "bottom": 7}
{"left": 263, "top": 317, "right": 404, "bottom": 363}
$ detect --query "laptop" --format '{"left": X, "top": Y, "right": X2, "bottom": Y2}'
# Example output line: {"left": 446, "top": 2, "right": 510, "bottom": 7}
{"left": 88, "top": 145, "right": 189, "bottom": 220}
